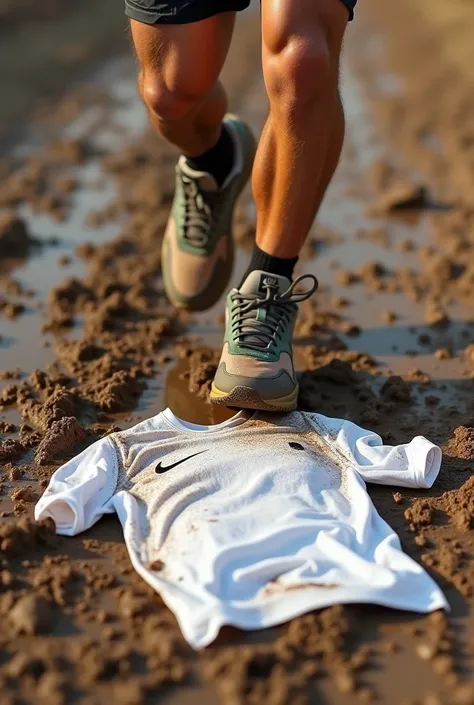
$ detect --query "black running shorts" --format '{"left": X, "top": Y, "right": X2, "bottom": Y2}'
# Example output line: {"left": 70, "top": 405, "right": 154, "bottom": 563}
{"left": 125, "top": 0, "right": 357, "bottom": 25}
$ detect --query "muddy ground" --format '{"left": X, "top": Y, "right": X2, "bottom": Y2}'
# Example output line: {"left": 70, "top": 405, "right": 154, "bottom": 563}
{"left": 1, "top": 1, "right": 474, "bottom": 703}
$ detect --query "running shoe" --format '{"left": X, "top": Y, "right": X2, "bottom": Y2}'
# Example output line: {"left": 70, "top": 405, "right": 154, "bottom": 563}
{"left": 161, "top": 115, "right": 256, "bottom": 311}
{"left": 210, "top": 271, "right": 318, "bottom": 411}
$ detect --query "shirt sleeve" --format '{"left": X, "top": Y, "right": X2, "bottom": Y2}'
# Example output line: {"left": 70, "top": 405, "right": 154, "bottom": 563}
{"left": 309, "top": 413, "right": 442, "bottom": 488}
{"left": 34, "top": 436, "right": 118, "bottom": 535}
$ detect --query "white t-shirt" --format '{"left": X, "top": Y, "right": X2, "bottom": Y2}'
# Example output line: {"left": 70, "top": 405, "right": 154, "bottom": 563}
{"left": 35, "top": 409, "right": 448, "bottom": 649}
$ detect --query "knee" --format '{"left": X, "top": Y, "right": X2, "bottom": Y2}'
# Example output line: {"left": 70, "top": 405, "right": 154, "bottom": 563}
{"left": 263, "top": 29, "right": 332, "bottom": 113}
{"left": 140, "top": 70, "right": 207, "bottom": 123}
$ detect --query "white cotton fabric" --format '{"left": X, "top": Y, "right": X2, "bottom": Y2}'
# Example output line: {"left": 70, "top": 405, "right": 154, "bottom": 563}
{"left": 35, "top": 409, "right": 448, "bottom": 649}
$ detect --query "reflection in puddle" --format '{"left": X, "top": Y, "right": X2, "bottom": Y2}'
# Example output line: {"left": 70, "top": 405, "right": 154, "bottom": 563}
{"left": 164, "top": 359, "right": 235, "bottom": 426}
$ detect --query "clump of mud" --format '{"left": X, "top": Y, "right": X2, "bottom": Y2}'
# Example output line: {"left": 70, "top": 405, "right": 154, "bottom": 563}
{"left": 447, "top": 426, "right": 474, "bottom": 461}
{"left": 9, "top": 595, "right": 54, "bottom": 636}
{"left": 35, "top": 417, "right": 86, "bottom": 465}
{"left": 179, "top": 347, "right": 220, "bottom": 400}
{"left": 368, "top": 179, "right": 428, "bottom": 215}
{"left": 403, "top": 471, "right": 474, "bottom": 597}
{"left": 380, "top": 375, "right": 412, "bottom": 402}
{"left": 0, "top": 213, "right": 37, "bottom": 259}
{"left": 0, "top": 517, "right": 57, "bottom": 557}
{"left": 202, "top": 605, "right": 375, "bottom": 704}
{"left": 21, "top": 387, "right": 79, "bottom": 433}
{"left": 0, "top": 438, "right": 25, "bottom": 463}
{"left": 0, "top": 138, "right": 87, "bottom": 221}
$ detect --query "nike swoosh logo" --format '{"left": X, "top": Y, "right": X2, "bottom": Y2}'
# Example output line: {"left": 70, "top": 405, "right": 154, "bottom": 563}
{"left": 155, "top": 449, "right": 208, "bottom": 473}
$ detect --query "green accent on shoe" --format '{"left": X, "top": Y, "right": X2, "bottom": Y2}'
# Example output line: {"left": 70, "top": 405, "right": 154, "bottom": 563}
{"left": 161, "top": 115, "right": 256, "bottom": 312}
{"left": 210, "top": 271, "right": 318, "bottom": 411}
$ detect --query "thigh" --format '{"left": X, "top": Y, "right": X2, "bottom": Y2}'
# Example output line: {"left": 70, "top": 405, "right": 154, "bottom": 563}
{"left": 261, "top": 0, "right": 349, "bottom": 55}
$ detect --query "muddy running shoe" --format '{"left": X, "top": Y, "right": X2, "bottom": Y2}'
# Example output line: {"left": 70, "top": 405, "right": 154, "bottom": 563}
{"left": 210, "top": 271, "right": 318, "bottom": 412}
{"left": 161, "top": 115, "right": 256, "bottom": 311}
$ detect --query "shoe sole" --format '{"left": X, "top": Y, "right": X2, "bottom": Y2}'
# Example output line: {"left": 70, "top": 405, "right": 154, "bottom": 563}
{"left": 162, "top": 117, "right": 256, "bottom": 312}
{"left": 210, "top": 383, "right": 298, "bottom": 413}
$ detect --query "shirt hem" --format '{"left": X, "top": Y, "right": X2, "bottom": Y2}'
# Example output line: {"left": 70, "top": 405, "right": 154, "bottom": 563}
{"left": 184, "top": 587, "right": 449, "bottom": 649}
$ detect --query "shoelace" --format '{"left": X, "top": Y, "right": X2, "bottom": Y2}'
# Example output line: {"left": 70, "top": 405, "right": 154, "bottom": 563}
{"left": 181, "top": 174, "right": 223, "bottom": 248}
{"left": 231, "top": 274, "right": 319, "bottom": 352}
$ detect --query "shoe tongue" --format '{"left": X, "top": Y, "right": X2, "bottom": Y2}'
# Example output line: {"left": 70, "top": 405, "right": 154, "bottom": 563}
{"left": 238, "top": 270, "right": 290, "bottom": 297}
{"left": 236, "top": 271, "right": 291, "bottom": 350}
{"left": 179, "top": 158, "right": 218, "bottom": 192}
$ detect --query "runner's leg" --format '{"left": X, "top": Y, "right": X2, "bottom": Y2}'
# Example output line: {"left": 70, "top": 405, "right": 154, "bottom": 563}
{"left": 130, "top": 14, "right": 235, "bottom": 157}
{"left": 130, "top": 7, "right": 256, "bottom": 312}
{"left": 210, "top": 0, "right": 351, "bottom": 411}
{"left": 251, "top": 0, "right": 348, "bottom": 263}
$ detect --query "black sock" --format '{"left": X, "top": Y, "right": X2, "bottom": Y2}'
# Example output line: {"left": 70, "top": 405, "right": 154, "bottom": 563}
{"left": 240, "top": 244, "right": 298, "bottom": 287}
{"left": 185, "top": 124, "right": 234, "bottom": 188}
